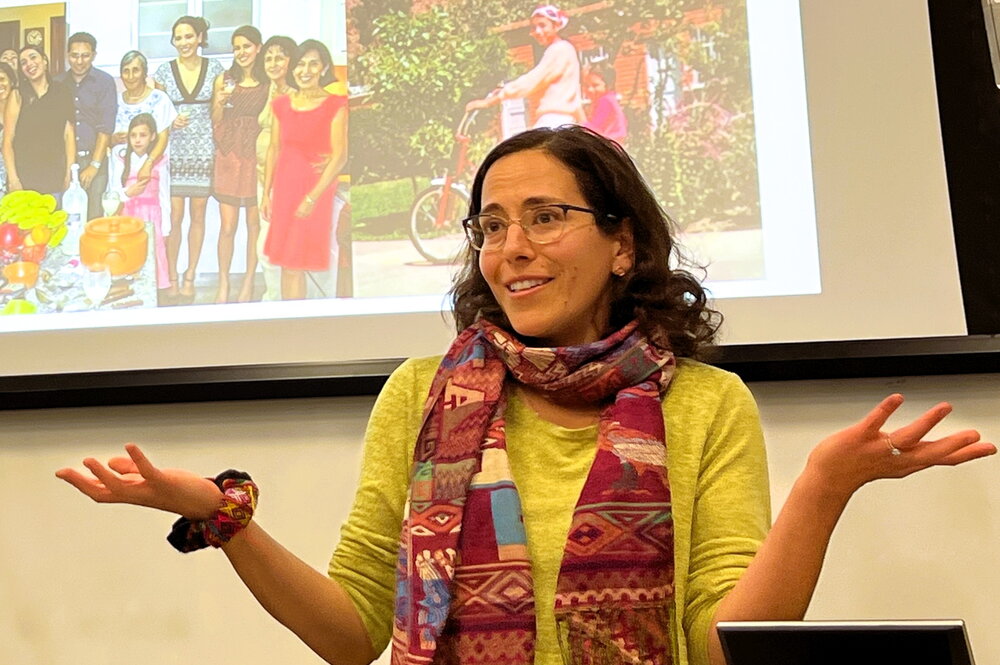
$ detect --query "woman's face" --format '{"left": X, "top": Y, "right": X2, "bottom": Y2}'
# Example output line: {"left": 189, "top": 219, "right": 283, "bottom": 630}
{"left": 120, "top": 57, "right": 146, "bottom": 93}
{"left": 292, "top": 48, "right": 327, "bottom": 90}
{"left": 0, "top": 49, "right": 17, "bottom": 71}
{"left": 0, "top": 70, "right": 11, "bottom": 101}
{"left": 129, "top": 123, "right": 153, "bottom": 154}
{"left": 172, "top": 23, "right": 202, "bottom": 58}
{"left": 232, "top": 35, "right": 260, "bottom": 71}
{"left": 19, "top": 48, "right": 47, "bottom": 82}
{"left": 263, "top": 45, "right": 290, "bottom": 83}
{"left": 530, "top": 16, "right": 559, "bottom": 47}
{"left": 477, "top": 149, "right": 632, "bottom": 347}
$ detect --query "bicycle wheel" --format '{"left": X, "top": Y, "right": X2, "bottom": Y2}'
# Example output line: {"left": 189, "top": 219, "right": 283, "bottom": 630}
{"left": 408, "top": 185, "right": 470, "bottom": 264}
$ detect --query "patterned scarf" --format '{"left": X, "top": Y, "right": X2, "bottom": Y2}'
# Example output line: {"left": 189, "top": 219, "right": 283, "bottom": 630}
{"left": 392, "top": 320, "right": 676, "bottom": 665}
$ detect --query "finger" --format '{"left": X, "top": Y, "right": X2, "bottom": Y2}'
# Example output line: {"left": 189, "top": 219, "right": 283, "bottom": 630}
{"left": 907, "top": 429, "right": 988, "bottom": 463}
{"left": 891, "top": 402, "right": 953, "bottom": 447}
{"left": 55, "top": 468, "right": 112, "bottom": 501}
{"left": 107, "top": 456, "right": 138, "bottom": 475}
{"left": 931, "top": 441, "right": 996, "bottom": 467}
{"left": 83, "top": 457, "right": 126, "bottom": 490}
{"left": 125, "top": 443, "right": 160, "bottom": 479}
{"left": 859, "top": 393, "right": 904, "bottom": 433}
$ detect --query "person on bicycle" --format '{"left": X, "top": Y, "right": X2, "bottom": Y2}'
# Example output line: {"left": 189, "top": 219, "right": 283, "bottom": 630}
{"left": 466, "top": 4, "right": 585, "bottom": 128}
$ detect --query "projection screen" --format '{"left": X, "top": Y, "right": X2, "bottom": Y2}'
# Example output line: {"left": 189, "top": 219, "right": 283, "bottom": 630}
{"left": 0, "top": 0, "right": 987, "bottom": 398}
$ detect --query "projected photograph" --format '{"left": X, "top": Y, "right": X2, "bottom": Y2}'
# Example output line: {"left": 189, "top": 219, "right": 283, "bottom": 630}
{"left": 0, "top": 0, "right": 819, "bottom": 355}
{"left": 0, "top": 0, "right": 346, "bottom": 324}
{"left": 348, "top": 0, "right": 764, "bottom": 298}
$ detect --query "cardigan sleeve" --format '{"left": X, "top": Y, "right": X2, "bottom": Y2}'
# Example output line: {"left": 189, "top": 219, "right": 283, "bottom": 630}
{"left": 327, "top": 357, "right": 439, "bottom": 655}
{"left": 681, "top": 370, "right": 771, "bottom": 665}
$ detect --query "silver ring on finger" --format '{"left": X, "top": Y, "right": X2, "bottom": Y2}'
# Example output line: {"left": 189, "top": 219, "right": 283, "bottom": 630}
{"left": 884, "top": 432, "right": 902, "bottom": 456}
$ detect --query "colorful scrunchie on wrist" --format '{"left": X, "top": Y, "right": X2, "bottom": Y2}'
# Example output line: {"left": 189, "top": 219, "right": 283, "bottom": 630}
{"left": 167, "top": 470, "right": 258, "bottom": 553}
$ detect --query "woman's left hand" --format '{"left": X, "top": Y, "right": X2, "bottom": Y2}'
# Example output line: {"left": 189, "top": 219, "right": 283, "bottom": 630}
{"left": 137, "top": 160, "right": 153, "bottom": 185}
{"left": 311, "top": 154, "right": 332, "bottom": 175}
{"left": 465, "top": 98, "right": 490, "bottom": 112}
{"left": 804, "top": 394, "right": 995, "bottom": 499}
{"left": 294, "top": 195, "right": 316, "bottom": 219}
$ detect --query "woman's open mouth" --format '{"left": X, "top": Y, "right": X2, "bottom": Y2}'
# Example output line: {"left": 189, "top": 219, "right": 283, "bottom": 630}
{"left": 506, "top": 278, "right": 552, "bottom": 295}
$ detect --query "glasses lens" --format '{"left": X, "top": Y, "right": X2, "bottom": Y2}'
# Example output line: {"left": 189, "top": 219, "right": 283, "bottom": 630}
{"left": 468, "top": 215, "right": 507, "bottom": 249}
{"left": 524, "top": 205, "right": 568, "bottom": 243}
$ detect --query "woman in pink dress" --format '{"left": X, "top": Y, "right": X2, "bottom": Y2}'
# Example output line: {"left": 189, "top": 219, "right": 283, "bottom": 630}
{"left": 261, "top": 39, "right": 346, "bottom": 300}
{"left": 109, "top": 112, "right": 169, "bottom": 292}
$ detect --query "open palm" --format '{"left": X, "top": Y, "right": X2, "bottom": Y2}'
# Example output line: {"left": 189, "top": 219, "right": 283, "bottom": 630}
{"left": 55, "top": 443, "right": 223, "bottom": 520}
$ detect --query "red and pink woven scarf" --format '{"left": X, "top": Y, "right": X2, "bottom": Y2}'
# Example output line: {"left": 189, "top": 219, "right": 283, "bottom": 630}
{"left": 392, "top": 320, "right": 677, "bottom": 665}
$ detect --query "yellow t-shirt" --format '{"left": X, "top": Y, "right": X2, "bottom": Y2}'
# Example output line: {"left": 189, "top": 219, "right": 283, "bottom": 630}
{"left": 329, "top": 356, "right": 771, "bottom": 665}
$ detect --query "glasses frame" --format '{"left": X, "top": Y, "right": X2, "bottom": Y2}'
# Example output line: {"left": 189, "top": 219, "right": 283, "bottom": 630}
{"left": 462, "top": 203, "right": 614, "bottom": 251}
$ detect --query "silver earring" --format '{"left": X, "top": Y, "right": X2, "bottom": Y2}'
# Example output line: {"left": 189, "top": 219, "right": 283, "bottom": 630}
{"left": 613, "top": 266, "right": 627, "bottom": 277}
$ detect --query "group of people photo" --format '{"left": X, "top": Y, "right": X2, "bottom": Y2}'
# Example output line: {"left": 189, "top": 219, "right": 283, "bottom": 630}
{"left": 0, "top": 16, "right": 345, "bottom": 306}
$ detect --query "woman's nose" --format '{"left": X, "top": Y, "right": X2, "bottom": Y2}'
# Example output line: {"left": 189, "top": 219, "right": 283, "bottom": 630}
{"left": 500, "top": 223, "right": 535, "bottom": 259}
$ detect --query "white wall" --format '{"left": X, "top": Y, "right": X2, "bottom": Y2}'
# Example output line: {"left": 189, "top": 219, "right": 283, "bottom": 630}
{"left": 1, "top": 371, "right": 998, "bottom": 664}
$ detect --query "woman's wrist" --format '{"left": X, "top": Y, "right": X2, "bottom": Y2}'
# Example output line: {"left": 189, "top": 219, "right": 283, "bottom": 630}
{"left": 795, "top": 458, "right": 857, "bottom": 511}
{"left": 167, "top": 470, "right": 259, "bottom": 552}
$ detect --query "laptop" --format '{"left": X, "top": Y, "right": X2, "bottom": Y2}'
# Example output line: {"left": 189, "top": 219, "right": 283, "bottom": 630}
{"left": 717, "top": 620, "right": 976, "bottom": 665}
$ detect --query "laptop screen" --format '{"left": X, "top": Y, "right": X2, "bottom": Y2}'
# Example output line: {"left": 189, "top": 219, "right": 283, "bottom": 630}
{"left": 717, "top": 620, "right": 975, "bottom": 665}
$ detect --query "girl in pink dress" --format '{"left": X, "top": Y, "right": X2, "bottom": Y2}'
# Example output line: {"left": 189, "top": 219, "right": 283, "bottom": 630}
{"left": 583, "top": 62, "right": 628, "bottom": 145}
{"left": 109, "top": 113, "right": 169, "bottom": 290}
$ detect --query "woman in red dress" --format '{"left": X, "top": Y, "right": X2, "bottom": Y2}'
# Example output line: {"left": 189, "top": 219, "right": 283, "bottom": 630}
{"left": 261, "top": 39, "right": 346, "bottom": 300}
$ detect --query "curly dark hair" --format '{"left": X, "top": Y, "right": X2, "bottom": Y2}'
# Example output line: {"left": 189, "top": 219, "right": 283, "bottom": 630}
{"left": 449, "top": 125, "right": 721, "bottom": 358}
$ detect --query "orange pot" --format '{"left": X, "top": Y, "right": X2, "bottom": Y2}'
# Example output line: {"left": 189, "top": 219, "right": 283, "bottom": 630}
{"left": 3, "top": 261, "right": 39, "bottom": 288}
{"left": 80, "top": 216, "right": 148, "bottom": 276}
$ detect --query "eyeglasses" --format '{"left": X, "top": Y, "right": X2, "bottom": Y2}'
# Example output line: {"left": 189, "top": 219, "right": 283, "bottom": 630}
{"left": 462, "top": 203, "right": 612, "bottom": 251}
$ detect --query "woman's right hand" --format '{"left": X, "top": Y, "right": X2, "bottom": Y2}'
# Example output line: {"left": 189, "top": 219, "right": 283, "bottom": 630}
{"left": 260, "top": 192, "right": 271, "bottom": 221}
{"left": 55, "top": 443, "right": 224, "bottom": 520}
{"left": 217, "top": 86, "right": 234, "bottom": 108}
{"left": 111, "top": 131, "right": 127, "bottom": 146}
{"left": 173, "top": 113, "right": 191, "bottom": 130}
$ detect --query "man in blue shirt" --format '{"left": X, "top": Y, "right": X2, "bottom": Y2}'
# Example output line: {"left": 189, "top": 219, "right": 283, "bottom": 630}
{"left": 56, "top": 32, "right": 117, "bottom": 220}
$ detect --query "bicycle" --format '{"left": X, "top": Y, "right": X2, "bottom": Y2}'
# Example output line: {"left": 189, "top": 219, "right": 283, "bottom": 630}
{"left": 407, "top": 110, "right": 479, "bottom": 264}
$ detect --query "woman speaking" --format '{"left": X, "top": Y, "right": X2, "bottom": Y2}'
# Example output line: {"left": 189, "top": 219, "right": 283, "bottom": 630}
{"left": 57, "top": 127, "right": 994, "bottom": 665}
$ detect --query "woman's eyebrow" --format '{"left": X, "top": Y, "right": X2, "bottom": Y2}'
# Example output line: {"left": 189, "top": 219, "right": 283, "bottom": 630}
{"left": 480, "top": 195, "right": 564, "bottom": 215}
{"left": 479, "top": 203, "right": 506, "bottom": 215}
{"left": 522, "top": 195, "right": 561, "bottom": 207}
